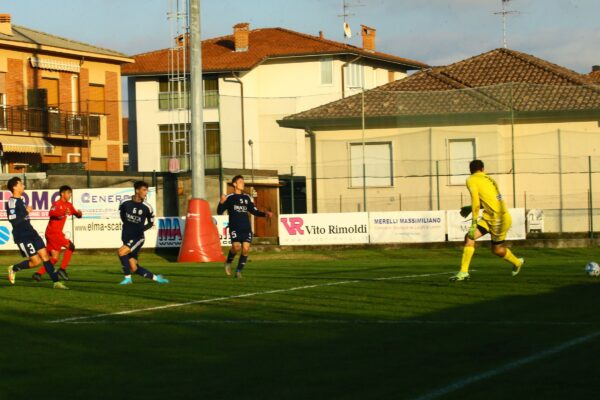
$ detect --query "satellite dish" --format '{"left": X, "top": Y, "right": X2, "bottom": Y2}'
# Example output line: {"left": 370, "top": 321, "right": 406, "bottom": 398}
{"left": 343, "top": 22, "right": 352, "bottom": 39}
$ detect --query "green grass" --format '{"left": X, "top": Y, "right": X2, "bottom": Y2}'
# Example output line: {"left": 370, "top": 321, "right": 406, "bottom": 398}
{"left": 0, "top": 247, "right": 599, "bottom": 400}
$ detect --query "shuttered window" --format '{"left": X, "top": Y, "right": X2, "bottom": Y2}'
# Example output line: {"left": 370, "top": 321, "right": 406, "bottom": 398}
{"left": 89, "top": 84, "right": 105, "bottom": 114}
{"left": 40, "top": 78, "right": 59, "bottom": 108}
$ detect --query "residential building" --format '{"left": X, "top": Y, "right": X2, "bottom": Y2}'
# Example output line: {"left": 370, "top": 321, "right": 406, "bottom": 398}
{"left": 278, "top": 48, "right": 600, "bottom": 233}
{"left": 123, "top": 23, "right": 427, "bottom": 217}
{"left": 0, "top": 14, "right": 133, "bottom": 172}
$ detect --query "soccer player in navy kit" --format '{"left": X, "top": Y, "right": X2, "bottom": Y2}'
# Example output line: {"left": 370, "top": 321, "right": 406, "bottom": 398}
{"left": 117, "top": 181, "right": 168, "bottom": 285}
{"left": 5, "top": 177, "right": 68, "bottom": 289}
{"left": 217, "top": 175, "right": 273, "bottom": 278}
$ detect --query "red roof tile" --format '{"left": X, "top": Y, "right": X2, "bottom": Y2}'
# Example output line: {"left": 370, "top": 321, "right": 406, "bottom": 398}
{"left": 122, "top": 27, "right": 427, "bottom": 75}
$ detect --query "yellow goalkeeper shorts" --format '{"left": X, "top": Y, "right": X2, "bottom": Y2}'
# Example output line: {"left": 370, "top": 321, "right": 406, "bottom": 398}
{"left": 477, "top": 212, "right": 512, "bottom": 244}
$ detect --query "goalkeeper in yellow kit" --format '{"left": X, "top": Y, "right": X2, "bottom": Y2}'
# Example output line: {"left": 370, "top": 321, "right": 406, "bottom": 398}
{"left": 450, "top": 160, "right": 524, "bottom": 281}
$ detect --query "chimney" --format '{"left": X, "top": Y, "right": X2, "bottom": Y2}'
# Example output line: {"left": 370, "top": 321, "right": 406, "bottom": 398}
{"left": 175, "top": 33, "right": 189, "bottom": 47}
{"left": 0, "top": 14, "right": 12, "bottom": 36}
{"left": 361, "top": 25, "right": 376, "bottom": 52}
{"left": 319, "top": 31, "right": 324, "bottom": 39}
{"left": 593, "top": 65, "right": 600, "bottom": 72}
{"left": 233, "top": 23, "right": 249, "bottom": 52}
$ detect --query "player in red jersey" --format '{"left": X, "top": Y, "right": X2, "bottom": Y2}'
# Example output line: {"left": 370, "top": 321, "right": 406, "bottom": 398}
{"left": 33, "top": 185, "right": 82, "bottom": 282}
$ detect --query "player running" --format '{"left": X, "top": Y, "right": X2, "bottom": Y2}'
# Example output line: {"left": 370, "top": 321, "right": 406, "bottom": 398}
{"left": 117, "top": 181, "right": 168, "bottom": 285}
{"left": 217, "top": 175, "right": 273, "bottom": 278}
{"left": 450, "top": 160, "right": 524, "bottom": 282}
{"left": 5, "top": 177, "right": 68, "bottom": 289}
{"left": 32, "top": 185, "right": 82, "bottom": 282}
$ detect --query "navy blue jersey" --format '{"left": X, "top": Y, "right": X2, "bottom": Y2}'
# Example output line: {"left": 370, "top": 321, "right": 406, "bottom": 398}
{"left": 217, "top": 193, "right": 265, "bottom": 231}
{"left": 6, "top": 196, "right": 38, "bottom": 240}
{"left": 119, "top": 198, "right": 154, "bottom": 240}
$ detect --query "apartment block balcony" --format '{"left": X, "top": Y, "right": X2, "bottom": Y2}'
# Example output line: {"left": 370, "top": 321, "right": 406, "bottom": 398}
{"left": 0, "top": 106, "right": 101, "bottom": 137}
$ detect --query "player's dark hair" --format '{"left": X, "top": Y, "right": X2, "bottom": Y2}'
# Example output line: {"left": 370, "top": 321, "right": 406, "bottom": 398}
{"left": 469, "top": 160, "right": 484, "bottom": 174}
{"left": 134, "top": 181, "right": 149, "bottom": 190}
{"left": 7, "top": 177, "right": 21, "bottom": 193}
{"left": 59, "top": 185, "right": 72, "bottom": 194}
{"left": 232, "top": 175, "right": 244, "bottom": 185}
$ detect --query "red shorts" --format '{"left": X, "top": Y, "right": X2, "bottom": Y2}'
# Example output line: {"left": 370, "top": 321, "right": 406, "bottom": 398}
{"left": 45, "top": 233, "right": 71, "bottom": 252}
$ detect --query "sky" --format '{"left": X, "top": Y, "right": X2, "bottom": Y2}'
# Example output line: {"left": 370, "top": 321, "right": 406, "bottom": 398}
{"left": 3, "top": 0, "right": 598, "bottom": 73}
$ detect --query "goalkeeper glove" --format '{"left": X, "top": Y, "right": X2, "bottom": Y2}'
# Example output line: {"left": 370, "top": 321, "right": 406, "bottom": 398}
{"left": 467, "top": 224, "right": 478, "bottom": 240}
{"left": 460, "top": 205, "right": 472, "bottom": 218}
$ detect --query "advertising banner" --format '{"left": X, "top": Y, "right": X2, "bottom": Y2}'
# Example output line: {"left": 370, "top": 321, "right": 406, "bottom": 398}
{"left": 0, "top": 190, "right": 61, "bottom": 219}
{"left": 447, "top": 208, "right": 526, "bottom": 242}
{"left": 0, "top": 220, "right": 51, "bottom": 251}
{"left": 279, "top": 212, "right": 369, "bottom": 245}
{"left": 71, "top": 187, "right": 157, "bottom": 219}
{"left": 369, "top": 211, "right": 446, "bottom": 243}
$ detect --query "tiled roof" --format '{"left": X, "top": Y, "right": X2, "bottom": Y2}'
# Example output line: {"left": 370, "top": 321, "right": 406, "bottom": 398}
{"left": 590, "top": 69, "right": 600, "bottom": 83}
{"left": 281, "top": 48, "right": 600, "bottom": 124}
{"left": 0, "top": 25, "right": 130, "bottom": 59}
{"left": 122, "top": 27, "right": 428, "bottom": 75}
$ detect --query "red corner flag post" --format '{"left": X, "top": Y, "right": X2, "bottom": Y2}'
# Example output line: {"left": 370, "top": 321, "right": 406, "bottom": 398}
{"left": 178, "top": 199, "right": 224, "bottom": 262}
{"left": 177, "top": 0, "right": 224, "bottom": 263}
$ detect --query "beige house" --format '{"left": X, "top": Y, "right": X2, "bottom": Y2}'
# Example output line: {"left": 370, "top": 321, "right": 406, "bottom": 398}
{"left": 0, "top": 14, "right": 133, "bottom": 172}
{"left": 279, "top": 48, "right": 600, "bottom": 233}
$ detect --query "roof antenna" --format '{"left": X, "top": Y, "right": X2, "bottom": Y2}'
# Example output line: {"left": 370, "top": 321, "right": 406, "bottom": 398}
{"left": 494, "top": 0, "right": 520, "bottom": 49}
{"left": 337, "top": 0, "right": 363, "bottom": 41}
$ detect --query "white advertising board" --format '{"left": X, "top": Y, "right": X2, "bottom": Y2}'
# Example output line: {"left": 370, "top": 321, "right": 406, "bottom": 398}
{"left": 447, "top": 208, "right": 526, "bottom": 242}
{"left": 279, "top": 213, "right": 369, "bottom": 245}
{"left": 72, "top": 187, "right": 157, "bottom": 219}
{"left": 0, "top": 189, "right": 61, "bottom": 219}
{"left": 369, "top": 211, "right": 446, "bottom": 243}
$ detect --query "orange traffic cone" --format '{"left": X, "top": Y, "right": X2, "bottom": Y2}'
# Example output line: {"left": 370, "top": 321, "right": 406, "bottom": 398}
{"left": 177, "top": 198, "right": 225, "bottom": 262}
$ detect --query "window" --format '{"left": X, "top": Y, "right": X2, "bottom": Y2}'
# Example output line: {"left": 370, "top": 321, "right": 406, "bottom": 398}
{"left": 158, "top": 77, "right": 219, "bottom": 110}
{"left": 204, "top": 122, "right": 221, "bottom": 169}
{"left": 346, "top": 62, "right": 364, "bottom": 88}
{"left": 72, "top": 75, "right": 79, "bottom": 113}
{"left": 41, "top": 78, "right": 59, "bottom": 108}
{"left": 89, "top": 84, "right": 105, "bottom": 114}
{"left": 321, "top": 57, "right": 333, "bottom": 85}
{"left": 159, "top": 122, "right": 221, "bottom": 171}
{"left": 203, "top": 78, "right": 219, "bottom": 108}
{"left": 0, "top": 93, "right": 6, "bottom": 130}
{"left": 448, "top": 139, "right": 476, "bottom": 185}
{"left": 349, "top": 142, "right": 393, "bottom": 187}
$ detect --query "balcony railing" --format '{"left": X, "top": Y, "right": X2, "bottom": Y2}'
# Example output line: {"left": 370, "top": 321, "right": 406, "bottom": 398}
{"left": 0, "top": 106, "right": 101, "bottom": 137}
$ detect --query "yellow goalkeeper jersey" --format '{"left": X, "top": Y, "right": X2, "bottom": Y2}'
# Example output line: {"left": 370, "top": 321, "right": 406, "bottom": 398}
{"left": 466, "top": 171, "right": 507, "bottom": 218}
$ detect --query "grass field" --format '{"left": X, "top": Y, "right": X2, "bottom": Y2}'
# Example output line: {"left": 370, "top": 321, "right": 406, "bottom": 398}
{"left": 0, "top": 246, "right": 599, "bottom": 400}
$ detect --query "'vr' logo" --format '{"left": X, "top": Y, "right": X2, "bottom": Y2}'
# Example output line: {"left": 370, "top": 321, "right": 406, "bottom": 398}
{"left": 281, "top": 217, "right": 304, "bottom": 235}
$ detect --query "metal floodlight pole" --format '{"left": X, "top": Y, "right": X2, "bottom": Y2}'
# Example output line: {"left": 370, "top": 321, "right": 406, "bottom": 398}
{"left": 189, "top": 0, "right": 205, "bottom": 198}
{"left": 361, "top": 86, "right": 366, "bottom": 212}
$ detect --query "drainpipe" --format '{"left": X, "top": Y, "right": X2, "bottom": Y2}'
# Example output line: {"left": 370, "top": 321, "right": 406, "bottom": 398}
{"left": 305, "top": 128, "right": 317, "bottom": 213}
{"left": 227, "top": 72, "right": 246, "bottom": 169}
{"left": 341, "top": 55, "right": 362, "bottom": 99}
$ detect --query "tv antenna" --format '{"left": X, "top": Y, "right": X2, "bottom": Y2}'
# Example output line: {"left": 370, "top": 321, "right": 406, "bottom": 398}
{"left": 494, "top": 0, "right": 520, "bottom": 49}
{"left": 337, "top": 0, "right": 364, "bottom": 40}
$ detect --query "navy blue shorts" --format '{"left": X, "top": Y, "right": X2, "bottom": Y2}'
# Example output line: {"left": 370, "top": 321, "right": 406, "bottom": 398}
{"left": 123, "top": 236, "right": 145, "bottom": 258}
{"left": 15, "top": 235, "right": 46, "bottom": 258}
{"left": 229, "top": 228, "right": 252, "bottom": 243}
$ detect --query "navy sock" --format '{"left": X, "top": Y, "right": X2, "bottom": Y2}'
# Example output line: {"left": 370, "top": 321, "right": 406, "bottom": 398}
{"left": 135, "top": 266, "right": 154, "bottom": 280}
{"left": 43, "top": 260, "right": 59, "bottom": 283}
{"left": 237, "top": 255, "right": 248, "bottom": 272}
{"left": 119, "top": 255, "right": 131, "bottom": 275}
{"left": 226, "top": 250, "right": 236, "bottom": 264}
{"left": 12, "top": 260, "right": 30, "bottom": 272}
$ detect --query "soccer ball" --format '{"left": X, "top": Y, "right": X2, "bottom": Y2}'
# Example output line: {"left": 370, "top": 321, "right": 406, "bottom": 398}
{"left": 585, "top": 262, "right": 600, "bottom": 277}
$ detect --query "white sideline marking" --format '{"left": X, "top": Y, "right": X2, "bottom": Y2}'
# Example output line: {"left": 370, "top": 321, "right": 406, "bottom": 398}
{"left": 47, "top": 271, "right": 453, "bottom": 324}
{"left": 411, "top": 329, "right": 600, "bottom": 400}
{"left": 59, "top": 319, "right": 598, "bottom": 326}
